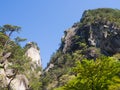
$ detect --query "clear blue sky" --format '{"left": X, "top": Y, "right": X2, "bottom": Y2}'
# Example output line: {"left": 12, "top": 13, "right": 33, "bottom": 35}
{"left": 0, "top": 0, "right": 120, "bottom": 68}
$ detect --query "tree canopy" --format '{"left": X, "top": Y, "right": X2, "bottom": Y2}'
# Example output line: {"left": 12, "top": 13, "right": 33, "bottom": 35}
{"left": 55, "top": 56, "right": 120, "bottom": 90}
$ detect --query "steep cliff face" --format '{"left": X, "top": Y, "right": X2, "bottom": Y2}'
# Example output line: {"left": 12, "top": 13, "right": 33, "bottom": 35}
{"left": 25, "top": 42, "right": 42, "bottom": 69}
{"left": 0, "top": 52, "right": 29, "bottom": 90}
{"left": 60, "top": 8, "right": 120, "bottom": 56}
{"left": 61, "top": 26, "right": 78, "bottom": 53}
{"left": 43, "top": 8, "right": 120, "bottom": 90}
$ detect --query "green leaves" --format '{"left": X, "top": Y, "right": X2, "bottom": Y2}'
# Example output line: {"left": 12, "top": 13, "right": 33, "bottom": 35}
{"left": 14, "top": 36, "right": 27, "bottom": 45}
{"left": 81, "top": 8, "right": 120, "bottom": 27}
{"left": 0, "top": 32, "right": 8, "bottom": 48}
{"left": 1, "top": 24, "right": 21, "bottom": 33}
{"left": 60, "top": 56, "right": 120, "bottom": 90}
{"left": 0, "top": 24, "right": 42, "bottom": 90}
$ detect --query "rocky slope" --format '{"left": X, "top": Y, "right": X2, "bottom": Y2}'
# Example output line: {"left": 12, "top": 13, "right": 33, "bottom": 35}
{"left": 0, "top": 25, "right": 42, "bottom": 90}
{"left": 42, "top": 8, "right": 120, "bottom": 90}
{"left": 0, "top": 42, "right": 42, "bottom": 90}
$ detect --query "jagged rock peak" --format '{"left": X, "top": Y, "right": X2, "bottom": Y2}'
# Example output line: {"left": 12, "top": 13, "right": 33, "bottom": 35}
{"left": 60, "top": 8, "right": 120, "bottom": 55}
{"left": 40, "top": 8, "right": 120, "bottom": 90}
{"left": 25, "top": 42, "right": 42, "bottom": 68}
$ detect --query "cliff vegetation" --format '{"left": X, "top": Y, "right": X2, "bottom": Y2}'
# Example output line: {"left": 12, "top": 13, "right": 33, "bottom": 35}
{"left": 42, "top": 8, "right": 120, "bottom": 90}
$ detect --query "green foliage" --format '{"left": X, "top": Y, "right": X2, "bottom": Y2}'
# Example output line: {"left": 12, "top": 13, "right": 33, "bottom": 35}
{"left": 6, "top": 33, "right": 42, "bottom": 90}
{"left": 41, "top": 72, "right": 52, "bottom": 86}
{"left": 0, "top": 25, "right": 30, "bottom": 73}
{"left": 0, "top": 24, "right": 42, "bottom": 90}
{"left": 108, "top": 76, "right": 120, "bottom": 90}
{"left": 81, "top": 8, "right": 120, "bottom": 26}
{"left": 49, "top": 51, "right": 62, "bottom": 64}
{"left": 69, "top": 35, "right": 88, "bottom": 52}
{"left": 28, "top": 71, "right": 42, "bottom": 90}
{"left": 9, "top": 45, "right": 30, "bottom": 72}
{"left": 113, "top": 53, "right": 120, "bottom": 60}
{"left": 14, "top": 36, "right": 27, "bottom": 45}
{"left": 0, "top": 24, "right": 21, "bottom": 56}
{"left": 0, "top": 32, "right": 8, "bottom": 47}
{"left": 42, "top": 8, "right": 120, "bottom": 90}
{"left": 60, "top": 56, "right": 120, "bottom": 90}
{"left": 41, "top": 52, "right": 74, "bottom": 89}
{"left": 24, "top": 42, "right": 40, "bottom": 51}
{"left": 0, "top": 24, "right": 21, "bottom": 35}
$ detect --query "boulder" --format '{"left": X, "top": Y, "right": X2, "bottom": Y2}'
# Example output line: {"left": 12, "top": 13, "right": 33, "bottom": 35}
{"left": 9, "top": 74, "right": 29, "bottom": 90}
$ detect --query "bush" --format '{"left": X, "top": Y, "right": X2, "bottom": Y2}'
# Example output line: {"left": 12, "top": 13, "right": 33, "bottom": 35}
{"left": 58, "top": 56, "right": 120, "bottom": 90}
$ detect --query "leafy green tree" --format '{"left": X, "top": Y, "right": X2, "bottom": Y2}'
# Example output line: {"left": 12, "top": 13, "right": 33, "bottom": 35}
{"left": 60, "top": 57, "right": 120, "bottom": 90}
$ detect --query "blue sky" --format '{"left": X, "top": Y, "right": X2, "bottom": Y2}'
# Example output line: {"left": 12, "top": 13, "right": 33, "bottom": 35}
{"left": 0, "top": 0, "right": 120, "bottom": 68}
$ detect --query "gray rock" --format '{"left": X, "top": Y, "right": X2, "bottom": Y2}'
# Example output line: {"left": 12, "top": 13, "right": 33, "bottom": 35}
{"left": 62, "top": 26, "right": 78, "bottom": 53}
{"left": 60, "top": 20, "right": 120, "bottom": 55}
{"left": 9, "top": 74, "right": 29, "bottom": 90}
{"left": 25, "top": 42, "right": 42, "bottom": 70}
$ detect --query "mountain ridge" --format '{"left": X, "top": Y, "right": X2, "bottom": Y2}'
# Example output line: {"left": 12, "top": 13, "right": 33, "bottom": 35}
{"left": 42, "top": 8, "right": 120, "bottom": 90}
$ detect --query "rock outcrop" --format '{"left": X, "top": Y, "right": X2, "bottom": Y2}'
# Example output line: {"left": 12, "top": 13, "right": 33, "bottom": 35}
{"left": 8, "top": 74, "right": 29, "bottom": 90}
{"left": 60, "top": 8, "right": 120, "bottom": 56}
{"left": 25, "top": 42, "right": 42, "bottom": 70}
{"left": 43, "top": 8, "right": 120, "bottom": 90}
{"left": 0, "top": 25, "right": 42, "bottom": 90}
{"left": 61, "top": 25, "right": 78, "bottom": 53}
{"left": 0, "top": 41, "right": 42, "bottom": 90}
{"left": 0, "top": 52, "right": 29, "bottom": 90}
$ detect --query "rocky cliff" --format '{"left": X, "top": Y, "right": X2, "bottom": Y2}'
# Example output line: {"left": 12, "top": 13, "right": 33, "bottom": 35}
{"left": 0, "top": 25, "right": 42, "bottom": 90}
{"left": 60, "top": 8, "right": 120, "bottom": 56}
{"left": 42, "top": 8, "right": 120, "bottom": 90}
{"left": 25, "top": 42, "right": 42, "bottom": 70}
{"left": 0, "top": 42, "right": 42, "bottom": 90}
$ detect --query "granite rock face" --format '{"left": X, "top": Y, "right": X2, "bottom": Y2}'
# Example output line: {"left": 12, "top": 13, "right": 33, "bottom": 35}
{"left": 0, "top": 53, "right": 29, "bottom": 90}
{"left": 0, "top": 42, "right": 42, "bottom": 90}
{"left": 9, "top": 74, "right": 29, "bottom": 90}
{"left": 25, "top": 42, "right": 42, "bottom": 69}
{"left": 60, "top": 9, "right": 120, "bottom": 56}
